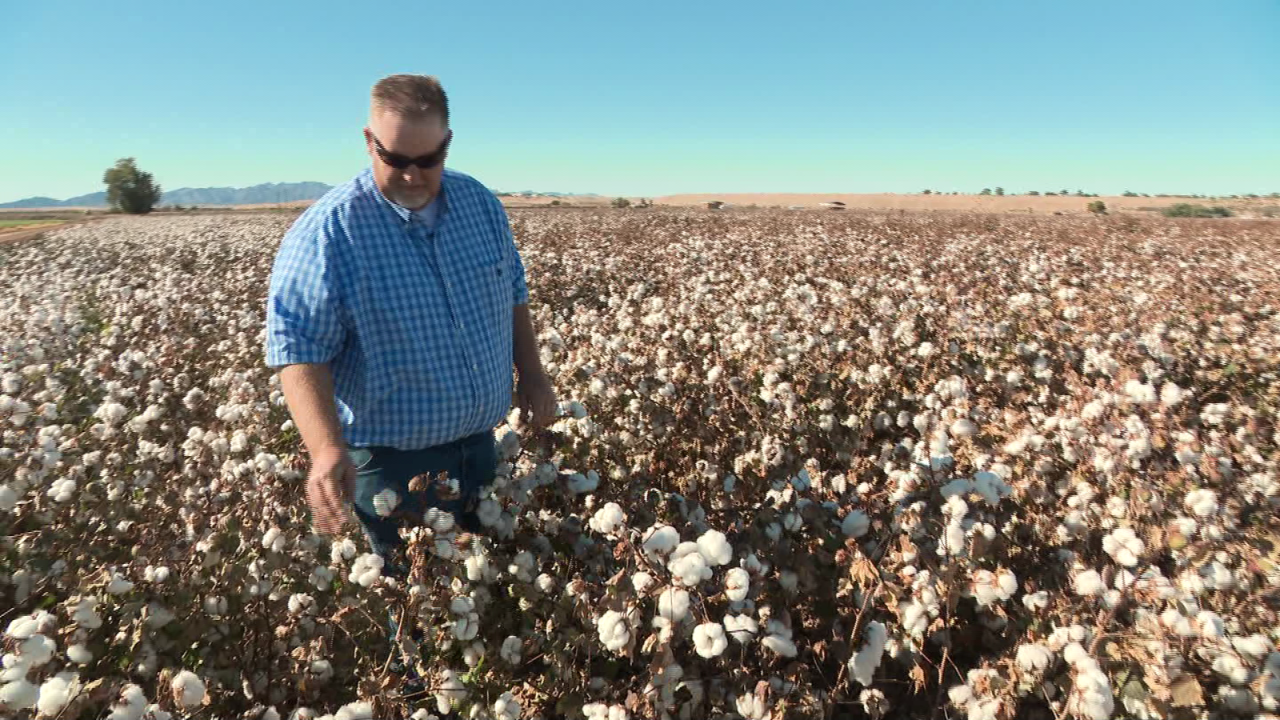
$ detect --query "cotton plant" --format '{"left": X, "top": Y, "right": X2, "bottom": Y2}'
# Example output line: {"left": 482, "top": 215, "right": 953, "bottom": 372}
{"left": 0, "top": 211, "right": 1277, "bottom": 718}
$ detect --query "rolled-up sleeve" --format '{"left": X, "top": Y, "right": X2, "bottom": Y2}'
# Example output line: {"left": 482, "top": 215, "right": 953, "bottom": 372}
{"left": 265, "top": 212, "right": 345, "bottom": 368}
{"left": 494, "top": 200, "right": 530, "bottom": 306}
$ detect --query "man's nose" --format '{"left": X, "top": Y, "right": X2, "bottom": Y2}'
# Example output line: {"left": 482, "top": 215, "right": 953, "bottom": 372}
{"left": 399, "top": 165, "right": 425, "bottom": 184}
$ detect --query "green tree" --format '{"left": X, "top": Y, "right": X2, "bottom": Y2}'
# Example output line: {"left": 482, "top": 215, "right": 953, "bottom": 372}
{"left": 1027, "top": 190, "right": 1040, "bottom": 196}
{"left": 1087, "top": 200, "right": 1108, "bottom": 215}
{"left": 979, "top": 188, "right": 992, "bottom": 195}
{"left": 611, "top": 197, "right": 632, "bottom": 209}
{"left": 103, "top": 158, "right": 162, "bottom": 214}
{"left": 995, "top": 187, "right": 1004, "bottom": 196}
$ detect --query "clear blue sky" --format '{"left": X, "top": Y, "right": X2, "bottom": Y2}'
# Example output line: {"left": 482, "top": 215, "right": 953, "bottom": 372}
{"left": 2, "top": 0, "right": 1277, "bottom": 201}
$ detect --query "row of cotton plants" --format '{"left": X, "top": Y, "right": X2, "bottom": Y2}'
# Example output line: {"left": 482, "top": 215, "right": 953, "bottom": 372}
{"left": 1, "top": 210, "right": 1277, "bottom": 719}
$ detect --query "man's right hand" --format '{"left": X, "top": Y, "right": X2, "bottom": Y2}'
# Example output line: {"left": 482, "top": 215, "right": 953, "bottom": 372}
{"left": 306, "top": 445, "right": 356, "bottom": 536}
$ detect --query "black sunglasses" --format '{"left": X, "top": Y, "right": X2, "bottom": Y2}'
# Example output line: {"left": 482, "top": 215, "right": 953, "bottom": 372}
{"left": 371, "top": 130, "right": 453, "bottom": 170}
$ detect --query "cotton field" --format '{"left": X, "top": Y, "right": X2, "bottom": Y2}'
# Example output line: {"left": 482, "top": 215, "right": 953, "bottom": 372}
{"left": 1, "top": 210, "right": 1278, "bottom": 720}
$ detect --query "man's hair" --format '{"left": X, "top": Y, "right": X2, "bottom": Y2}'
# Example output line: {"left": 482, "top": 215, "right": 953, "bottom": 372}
{"left": 371, "top": 74, "right": 449, "bottom": 125}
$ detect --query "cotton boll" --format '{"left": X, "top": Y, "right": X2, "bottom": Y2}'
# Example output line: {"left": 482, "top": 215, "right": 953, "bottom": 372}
{"left": 762, "top": 633, "right": 798, "bottom": 657}
{"left": 631, "top": 572, "right": 654, "bottom": 594}
{"left": 435, "top": 670, "right": 468, "bottom": 715}
{"left": 1016, "top": 644, "right": 1053, "bottom": 673}
{"left": 0, "top": 484, "right": 18, "bottom": 512}
{"left": 1022, "top": 591, "right": 1048, "bottom": 612}
{"left": 493, "top": 692, "right": 521, "bottom": 720}
{"left": 696, "top": 530, "right": 733, "bottom": 566}
{"left": 37, "top": 672, "right": 81, "bottom": 716}
{"left": 170, "top": 670, "right": 206, "bottom": 708}
{"left": 848, "top": 621, "right": 888, "bottom": 686}
{"left": 67, "top": 643, "right": 93, "bottom": 664}
{"left": 0, "top": 678, "right": 38, "bottom": 710}
{"left": 334, "top": 701, "right": 373, "bottom": 720}
{"left": 596, "top": 611, "right": 630, "bottom": 652}
{"left": 19, "top": 634, "right": 56, "bottom": 666}
{"left": 724, "top": 568, "right": 750, "bottom": 602}
{"left": 693, "top": 622, "right": 728, "bottom": 658}
{"left": 658, "top": 587, "right": 690, "bottom": 622}
{"left": 1230, "top": 634, "right": 1271, "bottom": 660}
{"left": 1184, "top": 488, "right": 1219, "bottom": 518}
{"left": 669, "top": 550, "right": 713, "bottom": 586}
{"left": 589, "top": 503, "right": 626, "bottom": 536}
{"left": 736, "top": 691, "right": 769, "bottom": 720}
{"left": 330, "top": 538, "right": 357, "bottom": 564}
{"left": 371, "top": 488, "right": 400, "bottom": 518}
{"left": 1073, "top": 570, "right": 1105, "bottom": 597}
{"left": 842, "top": 510, "right": 871, "bottom": 538}
{"left": 500, "top": 636, "right": 522, "bottom": 665}
{"left": 348, "top": 554, "right": 384, "bottom": 587}
{"left": 642, "top": 525, "right": 680, "bottom": 557}
{"left": 1102, "top": 527, "right": 1145, "bottom": 567}
{"left": 724, "top": 614, "right": 759, "bottom": 643}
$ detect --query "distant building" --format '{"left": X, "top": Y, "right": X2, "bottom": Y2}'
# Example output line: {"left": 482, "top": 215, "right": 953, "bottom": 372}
{"left": 820, "top": 201, "right": 847, "bottom": 210}
{"left": 707, "top": 200, "right": 725, "bottom": 210}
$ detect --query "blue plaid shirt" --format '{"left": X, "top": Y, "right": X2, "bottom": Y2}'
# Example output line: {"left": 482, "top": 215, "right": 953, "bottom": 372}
{"left": 265, "top": 166, "right": 529, "bottom": 450}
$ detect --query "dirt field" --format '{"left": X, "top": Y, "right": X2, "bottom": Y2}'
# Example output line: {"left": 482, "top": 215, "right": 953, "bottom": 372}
{"left": 649, "top": 192, "right": 1280, "bottom": 216}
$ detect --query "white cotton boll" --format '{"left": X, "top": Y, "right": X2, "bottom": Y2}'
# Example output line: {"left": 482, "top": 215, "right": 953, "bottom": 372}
{"left": 589, "top": 502, "right": 626, "bottom": 536}
{"left": 762, "top": 633, "right": 798, "bottom": 657}
{"left": 170, "top": 670, "right": 206, "bottom": 708}
{"left": 642, "top": 524, "right": 680, "bottom": 556}
{"left": 371, "top": 488, "right": 400, "bottom": 518}
{"left": 330, "top": 538, "right": 357, "bottom": 564}
{"left": 1124, "top": 380, "right": 1157, "bottom": 404}
{"left": 109, "top": 684, "right": 147, "bottom": 720}
{"left": 1230, "top": 634, "right": 1270, "bottom": 660}
{"left": 348, "top": 554, "right": 384, "bottom": 587}
{"left": 724, "top": 614, "right": 759, "bottom": 644}
{"left": 950, "top": 418, "right": 978, "bottom": 438}
{"left": 7, "top": 616, "right": 38, "bottom": 641}
{"left": 451, "top": 596, "right": 476, "bottom": 615}
{"left": 477, "top": 498, "right": 502, "bottom": 527}
{"left": 310, "top": 566, "right": 334, "bottom": 591}
{"left": 493, "top": 692, "right": 521, "bottom": 720}
{"left": 1212, "top": 653, "right": 1250, "bottom": 685}
{"left": 454, "top": 614, "right": 479, "bottom": 641}
{"left": 1184, "top": 488, "right": 1218, "bottom": 517}
{"left": 1073, "top": 570, "right": 1105, "bottom": 597}
{"left": 0, "top": 484, "right": 18, "bottom": 512}
{"left": 67, "top": 643, "right": 93, "bottom": 664}
{"left": 947, "top": 684, "right": 973, "bottom": 707}
{"left": 262, "top": 527, "right": 286, "bottom": 553}
{"left": 736, "top": 691, "right": 768, "bottom": 720}
{"left": 47, "top": 477, "right": 76, "bottom": 503}
{"left": 596, "top": 611, "right": 630, "bottom": 652}
{"left": 842, "top": 510, "right": 871, "bottom": 538}
{"left": 848, "top": 621, "right": 888, "bottom": 686}
{"left": 20, "top": 634, "right": 56, "bottom": 666}
{"left": 669, "top": 550, "right": 713, "bottom": 587}
{"left": 1022, "top": 591, "right": 1048, "bottom": 612}
{"left": 696, "top": 530, "right": 733, "bottom": 566}
{"left": 1200, "top": 402, "right": 1230, "bottom": 426}
{"left": 500, "top": 636, "right": 522, "bottom": 665}
{"left": 144, "top": 565, "right": 170, "bottom": 583}
{"left": 658, "top": 587, "right": 690, "bottom": 622}
{"left": 1016, "top": 644, "right": 1054, "bottom": 673}
{"left": 37, "top": 672, "right": 80, "bottom": 716}
{"left": 424, "top": 507, "right": 455, "bottom": 533}
{"left": 287, "top": 594, "right": 316, "bottom": 615}
{"left": 262, "top": 708, "right": 281, "bottom": 720}
{"left": 568, "top": 471, "right": 600, "bottom": 494}
{"left": 631, "top": 572, "right": 654, "bottom": 594}
{"left": 1102, "top": 527, "right": 1145, "bottom": 567}
{"left": 693, "top": 622, "right": 728, "bottom": 658}
{"left": 724, "top": 568, "right": 750, "bottom": 602}
{"left": 1160, "top": 382, "right": 1186, "bottom": 407}
{"left": 1, "top": 678, "right": 38, "bottom": 710}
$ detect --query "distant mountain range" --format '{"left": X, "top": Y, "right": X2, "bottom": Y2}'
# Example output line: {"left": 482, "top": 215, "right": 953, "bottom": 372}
{"left": 0, "top": 182, "right": 334, "bottom": 209}
{"left": 0, "top": 183, "right": 600, "bottom": 209}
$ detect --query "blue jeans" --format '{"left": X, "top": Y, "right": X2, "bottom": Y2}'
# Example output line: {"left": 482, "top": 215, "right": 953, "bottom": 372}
{"left": 346, "top": 429, "right": 497, "bottom": 675}
{"left": 346, "top": 429, "right": 498, "bottom": 580}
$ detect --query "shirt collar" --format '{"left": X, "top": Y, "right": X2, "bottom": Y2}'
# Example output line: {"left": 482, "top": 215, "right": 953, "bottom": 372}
{"left": 364, "top": 166, "right": 450, "bottom": 226}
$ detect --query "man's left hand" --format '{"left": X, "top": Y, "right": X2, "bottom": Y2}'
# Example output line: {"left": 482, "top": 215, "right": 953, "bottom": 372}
{"left": 516, "top": 371, "right": 557, "bottom": 428}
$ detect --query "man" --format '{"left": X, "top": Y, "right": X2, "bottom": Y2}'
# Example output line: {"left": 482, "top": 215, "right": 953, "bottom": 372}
{"left": 265, "top": 73, "right": 556, "bottom": 569}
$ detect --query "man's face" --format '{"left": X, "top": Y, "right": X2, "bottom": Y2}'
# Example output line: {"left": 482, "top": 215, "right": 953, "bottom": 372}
{"left": 364, "top": 110, "right": 449, "bottom": 211}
